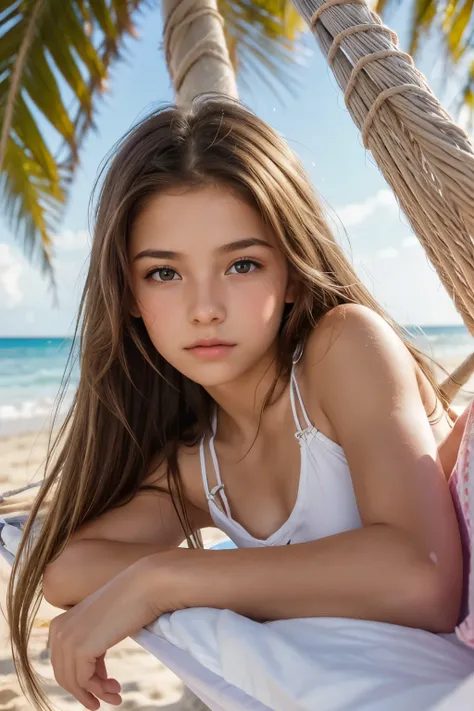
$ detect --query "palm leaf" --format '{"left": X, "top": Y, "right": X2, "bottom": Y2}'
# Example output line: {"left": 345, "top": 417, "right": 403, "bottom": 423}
{"left": 218, "top": 0, "right": 308, "bottom": 100}
{"left": 0, "top": 0, "right": 150, "bottom": 291}
{"left": 407, "top": 0, "right": 438, "bottom": 55}
{"left": 375, "top": 0, "right": 474, "bottom": 123}
{"left": 373, "top": 0, "right": 395, "bottom": 16}
{"left": 443, "top": 0, "right": 474, "bottom": 60}
{"left": 458, "top": 58, "right": 474, "bottom": 130}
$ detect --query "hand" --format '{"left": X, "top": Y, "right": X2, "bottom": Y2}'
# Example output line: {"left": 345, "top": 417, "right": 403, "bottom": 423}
{"left": 47, "top": 555, "right": 178, "bottom": 710}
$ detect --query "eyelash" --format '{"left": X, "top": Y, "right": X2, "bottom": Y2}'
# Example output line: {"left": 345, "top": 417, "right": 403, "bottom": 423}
{"left": 144, "top": 258, "right": 263, "bottom": 282}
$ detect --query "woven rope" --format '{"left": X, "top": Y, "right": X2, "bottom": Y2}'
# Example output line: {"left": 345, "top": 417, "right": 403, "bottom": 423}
{"left": 162, "top": 0, "right": 234, "bottom": 95}
{"left": 290, "top": 0, "right": 474, "bottom": 334}
{"left": 0, "top": 479, "right": 42, "bottom": 503}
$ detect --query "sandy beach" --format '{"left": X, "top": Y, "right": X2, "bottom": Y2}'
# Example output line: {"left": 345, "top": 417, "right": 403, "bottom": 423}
{"left": 0, "top": 427, "right": 226, "bottom": 710}
{"left": 1, "top": 355, "right": 473, "bottom": 711}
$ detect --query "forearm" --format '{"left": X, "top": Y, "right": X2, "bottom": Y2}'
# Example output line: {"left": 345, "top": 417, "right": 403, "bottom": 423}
{"left": 164, "top": 525, "right": 459, "bottom": 633}
{"left": 43, "top": 539, "right": 176, "bottom": 609}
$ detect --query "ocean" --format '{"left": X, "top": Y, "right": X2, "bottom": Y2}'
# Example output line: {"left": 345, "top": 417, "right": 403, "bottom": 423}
{"left": 0, "top": 325, "right": 473, "bottom": 436}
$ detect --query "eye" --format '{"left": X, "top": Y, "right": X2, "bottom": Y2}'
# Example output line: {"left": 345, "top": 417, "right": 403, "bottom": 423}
{"left": 145, "top": 267, "right": 179, "bottom": 282}
{"left": 227, "top": 259, "right": 262, "bottom": 275}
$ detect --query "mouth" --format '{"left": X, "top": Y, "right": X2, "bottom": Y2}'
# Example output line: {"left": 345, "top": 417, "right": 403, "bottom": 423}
{"left": 185, "top": 339, "right": 235, "bottom": 349}
{"left": 185, "top": 341, "right": 236, "bottom": 359}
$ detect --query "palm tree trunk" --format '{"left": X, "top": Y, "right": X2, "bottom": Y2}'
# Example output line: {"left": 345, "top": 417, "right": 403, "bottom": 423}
{"left": 149, "top": 6, "right": 237, "bottom": 707}
{"left": 161, "top": 0, "right": 238, "bottom": 105}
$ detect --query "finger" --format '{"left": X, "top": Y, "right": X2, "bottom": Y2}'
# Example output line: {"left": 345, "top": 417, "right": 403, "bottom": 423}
{"left": 77, "top": 656, "right": 122, "bottom": 706}
{"left": 61, "top": 646, "right": 100, "bottom": 711}
{"left": 85, "top": 675, "right": 122, "bottom": 706}
{"left": 49, "top": 632, "right": 81, "bottom": 708}
{"left": 48, "top": 620, "right": 98, "bottom": 710}
{"left": 95, "top": 654, "right": 107, "bottom": 679}
{"left": 92, "top": 674, "right": 122, "bottom": 695}
{"left": 95, "top": 654, "right": 121, "bottom": 691}
{"left": 53, "top": 653, "right": 99, "bottom": 711}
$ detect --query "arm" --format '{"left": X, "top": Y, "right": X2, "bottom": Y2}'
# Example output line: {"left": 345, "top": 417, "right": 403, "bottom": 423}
{"left": 43, "top": 464, "right": 199, "bottom": 609}
{"left": 148, "top": 306, "right": 463, "bottom": 632}
{"left": 45, "top": 540, "right": 175, "bottom": 609}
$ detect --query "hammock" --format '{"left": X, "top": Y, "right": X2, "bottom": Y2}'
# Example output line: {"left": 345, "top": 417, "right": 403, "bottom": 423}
{"left": 2, "top": 398, "right": 474, "bottom": 710}
{"left": 1, "top": 539, "right": 474, "bottom": 711}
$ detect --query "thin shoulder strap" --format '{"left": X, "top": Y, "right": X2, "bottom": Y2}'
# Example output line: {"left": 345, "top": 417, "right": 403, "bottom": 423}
{"left": 199, "top": 410, "right": 232, "bottom": 517}
{"left": 290, "top": 341, "right": 313, "bottom": 432}
{"left": 199, "top": 436, "right": 213, "bottom": 500}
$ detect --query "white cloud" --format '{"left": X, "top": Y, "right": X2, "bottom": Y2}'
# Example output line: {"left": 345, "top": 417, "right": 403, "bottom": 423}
{"left": 375, "top": 247, "right": 399, "bottom": 260}
{"left": 402, "top": 236, "right": 418, "bottom": 249}
{"left": 336, "top": 189, "right": 398, "bottom": 228}
{"left": 0, "top": 243, "right": 23, "bottom": 307}
{"left": 355, "top": 241, "right": 463, "bottom": 325}
{"left": 54, "top": 229, "right": 91, "bottom": 252}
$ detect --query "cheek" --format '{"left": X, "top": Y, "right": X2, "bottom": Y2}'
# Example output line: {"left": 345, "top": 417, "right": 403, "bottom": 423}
{"left": 235, "top": 276, "right": 287, "bottom": 327}
{"left": 138, "top": 290, "right": 183, "bottom": 350}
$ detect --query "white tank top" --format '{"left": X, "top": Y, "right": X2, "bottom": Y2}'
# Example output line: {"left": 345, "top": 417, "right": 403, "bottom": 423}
{"left": 199, "top": 345, "right": 362, "bottom": 548}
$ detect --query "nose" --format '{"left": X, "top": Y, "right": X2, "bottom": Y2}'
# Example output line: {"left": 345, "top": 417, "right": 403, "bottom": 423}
{"left": 188, "top": 280, "right": 225, "bottom": 325}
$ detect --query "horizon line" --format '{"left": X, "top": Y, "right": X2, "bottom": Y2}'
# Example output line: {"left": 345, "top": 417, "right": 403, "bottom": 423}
{"left": 0, "top": 323, "right": 470, "bottom": 340}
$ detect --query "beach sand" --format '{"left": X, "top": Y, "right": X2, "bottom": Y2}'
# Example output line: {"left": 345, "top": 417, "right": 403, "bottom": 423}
{"left": 0, "top": 428, "right": 226, "bottom": 710}
{"left": 1, "top": 356, "right": 473, "bottom": 710}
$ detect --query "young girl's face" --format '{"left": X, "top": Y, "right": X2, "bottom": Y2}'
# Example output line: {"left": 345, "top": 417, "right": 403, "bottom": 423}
{"left": 128, "top": 185, "right": 294, "bottom": 387}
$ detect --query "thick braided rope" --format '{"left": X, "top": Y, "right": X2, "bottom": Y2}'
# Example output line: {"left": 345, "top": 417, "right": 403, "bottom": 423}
{"left": 292, "top": 0, "right": 474, "bottom": 333}
{"left": 162, "top": 0, "right": 234, "bottom": 94}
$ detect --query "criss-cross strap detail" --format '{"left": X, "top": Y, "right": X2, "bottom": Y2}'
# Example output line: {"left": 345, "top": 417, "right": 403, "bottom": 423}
{"left": 199, "top": 342, "right": 313, "bottom": 526}
{"left": 290, "top": 367, "right": 313, "bottom": 434}
{"left": 199, "top": 409, "right": 232, "bottom": 517}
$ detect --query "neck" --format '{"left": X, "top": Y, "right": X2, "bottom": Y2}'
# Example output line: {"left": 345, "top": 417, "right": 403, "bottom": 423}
{"left": 205, "top": 345, "right": 291, "bottom": 445}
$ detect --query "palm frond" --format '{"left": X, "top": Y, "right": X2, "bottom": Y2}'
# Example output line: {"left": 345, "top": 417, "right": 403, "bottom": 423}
{"left": 442, "top": 0, "right": 474, "bottom": 60}
{"left": 0, "top": 0, "right": 151, "bottom": 291}
{"left": 218, "top": 0, "right": 308, "bottom": 100}
{"left": 373, "top": 0, "right": 396, "bottom": 16}
{"left": 408, "top": 0, "right": 438, "bottom": 55}
{"left": 375, "top": 0, "right": 474, "bottom": 122}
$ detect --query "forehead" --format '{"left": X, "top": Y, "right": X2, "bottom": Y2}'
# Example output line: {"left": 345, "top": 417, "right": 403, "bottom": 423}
{"left": 129, "top": 185, "right": 276, "bottom": 251}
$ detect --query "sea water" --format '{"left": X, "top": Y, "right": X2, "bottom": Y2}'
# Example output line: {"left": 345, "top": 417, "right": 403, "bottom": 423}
{"left": 0, "top": 326, "right": 472, "bottom": 436}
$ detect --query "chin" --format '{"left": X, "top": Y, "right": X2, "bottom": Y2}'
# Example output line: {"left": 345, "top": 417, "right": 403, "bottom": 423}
{"left": 185, "top": 366, "right": 239, "bottom": 388}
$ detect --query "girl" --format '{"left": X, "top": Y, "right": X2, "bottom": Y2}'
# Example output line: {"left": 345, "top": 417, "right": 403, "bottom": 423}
{"left": 7, "top": 95, "right": 467, "bottom": 711}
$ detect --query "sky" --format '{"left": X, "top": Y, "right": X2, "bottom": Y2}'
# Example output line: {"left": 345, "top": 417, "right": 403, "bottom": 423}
{"left": 0, "top": 3, "right": 470, "bottom": 337}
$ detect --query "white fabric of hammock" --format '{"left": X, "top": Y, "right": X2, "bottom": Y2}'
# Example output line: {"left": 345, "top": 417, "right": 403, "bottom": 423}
{"left": 134, "top": 608, "right": 474, "bottom": 711}
{"left": 1, "top": 528, "right": 474, "bottom": 711}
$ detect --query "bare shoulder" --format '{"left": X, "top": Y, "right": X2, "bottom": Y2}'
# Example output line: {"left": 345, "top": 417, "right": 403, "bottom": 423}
{"left": 298, "top": 304, "right": 422, "bottom": 439}
{"left": 301, "top": 304, "right": 450, "bottom": 443}
{"left": 303, "top": 303, "right": 413, "bottom": 381}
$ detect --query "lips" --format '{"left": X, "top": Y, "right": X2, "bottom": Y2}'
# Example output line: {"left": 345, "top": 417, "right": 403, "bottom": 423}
{"left": 185, "top": 339, "right": 234, "bottom": 349}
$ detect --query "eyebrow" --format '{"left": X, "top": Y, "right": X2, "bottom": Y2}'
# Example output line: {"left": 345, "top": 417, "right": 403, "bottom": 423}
{"left": 133, "top": 237, "right": 274, "bottom": 262}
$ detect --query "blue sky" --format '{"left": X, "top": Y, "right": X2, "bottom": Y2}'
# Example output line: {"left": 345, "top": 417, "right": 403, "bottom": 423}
{"left": 0, "top": 4, "right": 468, "bottom": 337}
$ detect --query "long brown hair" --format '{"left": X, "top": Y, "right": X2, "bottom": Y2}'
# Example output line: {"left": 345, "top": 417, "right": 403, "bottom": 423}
{"left": 7, "top": 95, "right": 445, "bottom": 710}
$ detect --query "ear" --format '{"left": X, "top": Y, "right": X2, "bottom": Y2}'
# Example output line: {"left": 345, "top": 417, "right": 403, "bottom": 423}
{"left": 129, "top": 296, "right": 142, "bottom": 319}
{"left": 285, "top": 277, "right": 297, "bottom": 304}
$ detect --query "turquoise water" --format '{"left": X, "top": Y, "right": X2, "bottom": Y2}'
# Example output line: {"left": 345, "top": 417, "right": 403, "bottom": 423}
{"left": 405, "top": 325, "right": 474, "bottom": 358}
{"left": 0, "top": 337, "right": 77, "bottom": 435}
{"left": 0, "top": 326, "right": 472, "bottom": 435}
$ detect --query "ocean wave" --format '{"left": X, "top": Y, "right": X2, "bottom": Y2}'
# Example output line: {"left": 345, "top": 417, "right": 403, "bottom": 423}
{"left": 0, "top": 397, "right": 73, "bottom": 421}
{"left": 0, "top": 367, "right": 78, "bottom": 389}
